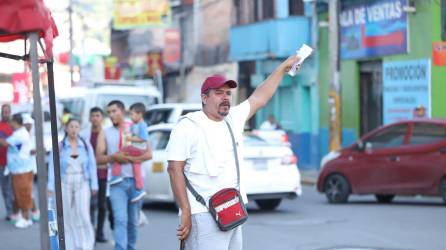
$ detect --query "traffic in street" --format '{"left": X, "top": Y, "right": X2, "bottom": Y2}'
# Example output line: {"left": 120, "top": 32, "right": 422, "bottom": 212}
{"left": 2, "top": 185, "right": 445, "bottom": 250}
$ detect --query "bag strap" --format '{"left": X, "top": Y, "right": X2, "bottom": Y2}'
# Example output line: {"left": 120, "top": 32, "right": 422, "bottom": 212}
{"left": 224, "top": 120, "right": 241, "bottom": 189}
{"left": 183, "top": 120, "right": 240, "bottom": 207}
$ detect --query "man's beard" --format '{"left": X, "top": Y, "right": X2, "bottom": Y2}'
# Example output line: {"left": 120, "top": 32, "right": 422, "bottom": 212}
{"left": 218, "top": 101, "right": 230, "bottom": 116}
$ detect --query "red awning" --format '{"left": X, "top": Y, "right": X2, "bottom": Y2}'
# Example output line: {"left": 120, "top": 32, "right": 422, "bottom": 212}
{"left": 0, "top": 0, "right": 59, "bottom": 57}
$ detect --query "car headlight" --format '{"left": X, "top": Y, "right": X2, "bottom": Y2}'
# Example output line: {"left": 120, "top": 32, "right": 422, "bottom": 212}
{"left": 320, "top": 151, "right": 340, "bottom": 169}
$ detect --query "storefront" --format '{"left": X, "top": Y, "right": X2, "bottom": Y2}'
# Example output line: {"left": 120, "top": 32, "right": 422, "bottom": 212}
{"left": 318, "top": 0, "right": 446, "bottom": 165}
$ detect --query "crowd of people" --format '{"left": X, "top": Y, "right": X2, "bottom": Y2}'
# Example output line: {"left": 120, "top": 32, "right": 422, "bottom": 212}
{"left": 0, "top": 100, "right": 152, "bottom": 250}
{"left": 0, "top": 51, "right": 300, "bottom": 250}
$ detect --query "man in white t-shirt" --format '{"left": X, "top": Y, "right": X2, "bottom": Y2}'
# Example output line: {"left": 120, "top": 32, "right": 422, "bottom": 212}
{"left": 166, "top": 54, "right": 302, "bottom": 250}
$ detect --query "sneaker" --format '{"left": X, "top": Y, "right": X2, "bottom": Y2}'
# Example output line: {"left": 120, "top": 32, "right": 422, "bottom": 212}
{"left": 138, "top": 211, "right": 148, "bottom": 227}
{"left": 15, "top": 218, "right": 32, "bottom": 229}
{"left": 130, "top": 190, "right": 146, "bottom": 203}
{"left": 108, "top": 176, "right": 124, "bottom": 185}
{"left": 31, "top": 210, "right": 40, "bottom": 222}
{"left": 95, "top": 235, "right": 108, "bottom": 243}
{"left": 9, "top": 213, "right": 22, "bottom": 225}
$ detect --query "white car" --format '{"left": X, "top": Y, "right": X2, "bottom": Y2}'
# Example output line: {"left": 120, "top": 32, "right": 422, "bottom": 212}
{"left": 251, "top": 129, "right": 290, "bottom": 146}
{"left": 57, "top": 80, "right": 161, "bottom": 129}
{"left": 144, "top": 123, "right": 302, "bottom": 210}
{"left": 144, "top": 103, "right": 201, "bottom": 126}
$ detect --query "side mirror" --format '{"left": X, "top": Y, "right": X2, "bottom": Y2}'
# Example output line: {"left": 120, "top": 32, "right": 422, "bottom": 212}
{"left": 356, "top": 140, "right": 364, "bottom": 151}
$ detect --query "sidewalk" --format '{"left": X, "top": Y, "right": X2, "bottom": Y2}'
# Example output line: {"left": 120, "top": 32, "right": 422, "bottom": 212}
{"left": 0, "top": 195, "right": 40, "bottom": 250}
{"left": 300, "top": 169, "right": 319, "bottom": 186}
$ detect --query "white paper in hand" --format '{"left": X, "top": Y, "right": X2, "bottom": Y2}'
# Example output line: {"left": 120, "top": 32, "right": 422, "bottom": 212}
{"left": 288, "top": 44, "right": 313, "bottom": 77}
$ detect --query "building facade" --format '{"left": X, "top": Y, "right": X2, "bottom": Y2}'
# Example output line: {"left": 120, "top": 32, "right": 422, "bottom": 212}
{"left": 318, "top": 0, "right": 446, "bottom": 166}
{"left": 230, "top": 0, "right": 320, "bottom": 169}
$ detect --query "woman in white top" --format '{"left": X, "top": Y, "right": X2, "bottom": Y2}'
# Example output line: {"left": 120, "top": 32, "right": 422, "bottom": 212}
{"left": 48, "top": 118, "right": 98, "bottom": 250}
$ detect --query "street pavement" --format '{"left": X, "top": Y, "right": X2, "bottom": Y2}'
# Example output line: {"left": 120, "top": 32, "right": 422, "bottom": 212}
{"left": 1, "top": 182, "right": 445, "bottom": 250}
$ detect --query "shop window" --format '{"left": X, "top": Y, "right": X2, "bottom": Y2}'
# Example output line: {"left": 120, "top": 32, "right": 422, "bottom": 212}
{"left": 254, "top": 0, "right": 275, "bottom": 22}
{"left": 289, "top": 0, "right": 304, "bottom": 16}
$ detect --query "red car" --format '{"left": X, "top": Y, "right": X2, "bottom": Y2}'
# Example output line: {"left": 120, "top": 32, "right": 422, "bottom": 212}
{"left": 317, "top": 119, "right": 446, "bottom": 204}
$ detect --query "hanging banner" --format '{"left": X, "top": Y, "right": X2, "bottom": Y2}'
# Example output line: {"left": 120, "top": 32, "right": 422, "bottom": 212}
{"left": 163, "top": 28, "right": 181, "bottom": 67}
{"left": 432, "top": 42, "right": 446, "bottom": 66}
{"left": 113, "top": 0, "right": 172, "bottom": 30}
{"left": 104, "top": 56, "right": 121, "bottom": 80}
{"left": 340, "top": 0, "right": 408, "bottom": 60}
{"left": 383, "top": 59, "right": 431, "bottom": 124}
{"left": 12, "top": 73, "right": 29, "bottom": 104}
{"left": 147, "top": 52, "right": 163, "bottom": 77}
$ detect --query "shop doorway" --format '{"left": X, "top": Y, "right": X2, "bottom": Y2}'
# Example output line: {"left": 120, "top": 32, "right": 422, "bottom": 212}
{"left": 359, "top": 60, "right": 383, "bottom": 136}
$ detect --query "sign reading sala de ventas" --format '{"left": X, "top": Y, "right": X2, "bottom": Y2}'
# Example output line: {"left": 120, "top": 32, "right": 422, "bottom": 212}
{"left": 383, "top": 59, "right": 431, "bottom": 124}
{"left": 340, "top": 0, "right": 408, "bottom": 60}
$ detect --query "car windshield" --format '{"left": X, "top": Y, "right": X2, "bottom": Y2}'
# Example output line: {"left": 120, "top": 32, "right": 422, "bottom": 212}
{"left": 149, "top": 130, "right": 171, "bottom": 150}
{"left": 365, "top": 124, "right": 408, "bottom": 149}
{"left": 97, "top": 94, "right": 158, "bottom": 112}
{"left": 145, "top": 109, "right": 173, "bottom": 126}
{"left": 59, "top": 98, "right": 85, "bottom": 120}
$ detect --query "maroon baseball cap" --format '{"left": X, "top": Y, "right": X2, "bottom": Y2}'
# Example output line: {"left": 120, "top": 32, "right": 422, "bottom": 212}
{"left": 201, "top": 74, "right": 237, "bottom": 94}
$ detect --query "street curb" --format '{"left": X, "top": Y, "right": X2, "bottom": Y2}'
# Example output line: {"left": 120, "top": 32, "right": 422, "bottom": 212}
{"left": 301, "top": 177, "right": 317, "bottom": 186}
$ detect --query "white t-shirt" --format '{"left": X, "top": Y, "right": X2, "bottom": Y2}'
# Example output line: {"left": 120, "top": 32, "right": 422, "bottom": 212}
{"left": 6, "top": 127, "right": 33, "bottom": 174}
{"left": 166, "top": 100, "right": 250, "bottom": 214}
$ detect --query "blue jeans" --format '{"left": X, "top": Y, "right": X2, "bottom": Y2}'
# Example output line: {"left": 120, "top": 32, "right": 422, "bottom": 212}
{"left": 109, "top": 178, "right": 140, "bottom": 250}
{"left": 0, "top": 166, "right": 13, "bottom": 217}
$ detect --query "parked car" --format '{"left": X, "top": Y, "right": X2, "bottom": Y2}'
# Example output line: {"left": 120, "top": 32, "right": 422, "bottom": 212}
{"left": 317, "top": 119, "right": 446, "bottom": 204}
{"left": 144, "top": 103, "right": 201, "bottom": 126}
{"left": 251, "top": 129, "right": 290, "bottom": 146}
{"left": 144, "top": 123, "right": 302, "bottom": 210}
{"left": 57, "top": 80, "right": 161, "bottom": 129}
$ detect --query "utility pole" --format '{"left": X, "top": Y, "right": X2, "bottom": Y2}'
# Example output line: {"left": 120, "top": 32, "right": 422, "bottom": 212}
{"left": 328, "top": 0, "right": 341, "bottom": 151}
{"left": 68, "top": 0, "right": 74, "bottom": 86}
{"left": 179, "top": 3, "right": 186, "bottom": 102}
{"left": 193, "top": 0, "right": 200, "bottom": 60}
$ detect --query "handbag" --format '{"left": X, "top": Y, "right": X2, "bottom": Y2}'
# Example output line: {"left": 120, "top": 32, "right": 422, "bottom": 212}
{"left": 184, "top": 120, "right": 248, "bottom": 231}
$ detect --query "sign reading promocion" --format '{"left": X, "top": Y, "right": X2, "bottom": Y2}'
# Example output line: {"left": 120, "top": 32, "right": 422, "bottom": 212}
{"left": 113, "top": 0, "right": 171, "bottom": 30}
{"left": 383, "top": 59, "right": 431, "bottom": 124}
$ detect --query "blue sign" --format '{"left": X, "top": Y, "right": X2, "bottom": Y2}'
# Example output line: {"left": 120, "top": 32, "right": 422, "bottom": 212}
{"left": 340, "top": 0, "right": 408, "bottom": 59}
{"left": 383, "top": 59, "right": 431, "bottom": 124}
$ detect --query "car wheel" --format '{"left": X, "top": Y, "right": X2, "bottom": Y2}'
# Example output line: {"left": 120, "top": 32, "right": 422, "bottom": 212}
{"left": 375, "top": 194, "right": 395, "bottom": 203}
{"left": 440, "top": 178, "right": 446, "bottom": 204}
{"left": 255, "top": 199, "right": 282, "bottom": 211}
{"left": 324, "top": 174, "right": 350, "bottom": 204}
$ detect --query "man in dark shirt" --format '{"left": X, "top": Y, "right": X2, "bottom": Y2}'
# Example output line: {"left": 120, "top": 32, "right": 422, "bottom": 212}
{"left": 81, "top": 107, "right": 113, "bottom": 243}
{"left": 0, "top": 104, "right": 13, "bottom": 220}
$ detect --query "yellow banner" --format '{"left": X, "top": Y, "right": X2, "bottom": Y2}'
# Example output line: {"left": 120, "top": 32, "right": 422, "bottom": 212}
{"left": 113, "top": 0, "right": 171, "bottom": 30}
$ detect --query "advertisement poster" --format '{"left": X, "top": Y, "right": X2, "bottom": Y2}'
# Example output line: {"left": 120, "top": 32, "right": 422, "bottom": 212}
{"left": 340, "top": 0, "right": 408, "bottom": 59}
{"left": 432, "top": 42, "right": 446, "bottom": 66}
{"left": 163, "top": 28, "right": 181, "bottom": 67}
{"left": 383, "top": 59, "right": 431, "bottom": 124}
{"left": 114, "top": 0, "right": 171, "bottom": 30}
{"left": 12, "top": 73, "right": 29, "bottom": 104}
